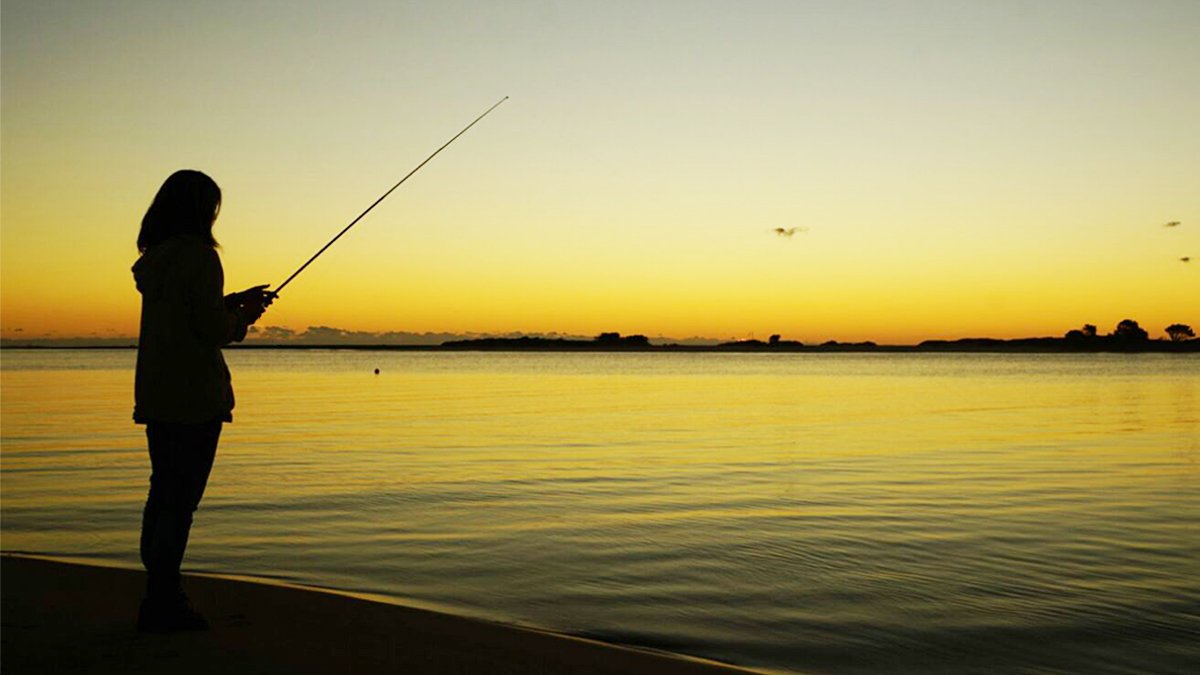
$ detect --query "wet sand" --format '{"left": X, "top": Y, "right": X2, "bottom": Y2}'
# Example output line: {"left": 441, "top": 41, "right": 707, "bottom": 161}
{"left": 1, "top": 555, "right": 760, "bottom": 674}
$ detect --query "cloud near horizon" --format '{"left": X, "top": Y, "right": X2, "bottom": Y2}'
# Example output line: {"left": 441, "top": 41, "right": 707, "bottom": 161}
{"left": 244, "top": 326, "right": 601, "bottom": 345}
{"left": 242, "top": 326, "right": 722, "bottom": 346}
{"left": 0, "top": 326, "right": 725, "bottom": 347}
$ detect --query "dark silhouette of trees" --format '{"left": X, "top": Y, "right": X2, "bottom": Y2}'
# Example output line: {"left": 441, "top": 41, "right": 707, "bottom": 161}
{"left": 1065, "top": 317, "right": 1195, "bottom": 343}
{"left": 1065, "top": 323, "right": 1099, "bottom": 341}
{"left": 1113, "top": 319, "right": 1149, "bottom": 341}
{"left": 593, "top": 332, "right": 649, "bottom": 347}
{"left": 1165, "top": 324, "right": 1195, "bottom": 341}
{"left": 769, "top": 334, "right": 781, "bottom": 345}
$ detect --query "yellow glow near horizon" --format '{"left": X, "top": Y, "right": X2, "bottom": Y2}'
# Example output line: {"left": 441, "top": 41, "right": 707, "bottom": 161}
{"left": 2, "top": 1, "right": 1197, "bottom": 344}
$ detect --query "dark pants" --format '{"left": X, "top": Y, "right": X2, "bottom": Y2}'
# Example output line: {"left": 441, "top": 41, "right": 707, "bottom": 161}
{"left": 140, "top": 419, "right": 221, "bottom": 598}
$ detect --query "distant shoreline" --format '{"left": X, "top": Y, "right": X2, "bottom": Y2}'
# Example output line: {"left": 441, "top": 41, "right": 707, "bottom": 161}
{"left": 3, "top": 340, "right": 1197, "bottom": 353}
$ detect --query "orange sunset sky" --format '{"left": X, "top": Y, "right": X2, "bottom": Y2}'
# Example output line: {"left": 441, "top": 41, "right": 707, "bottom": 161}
{"left": 2, "top": 1, "right": 1197, "bottom": 344}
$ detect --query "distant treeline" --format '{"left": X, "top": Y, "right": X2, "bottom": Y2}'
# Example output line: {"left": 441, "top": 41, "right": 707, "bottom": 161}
{"left": 5, "top": 320, "right": 1196, "bottom": 352}
{"left": 440, "top": 320, "right": 1198, "bottom": 353}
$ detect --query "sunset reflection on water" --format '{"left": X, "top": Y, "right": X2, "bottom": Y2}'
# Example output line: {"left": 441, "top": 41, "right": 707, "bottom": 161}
{"left": 3, "top": 350, "right": 1197, "bottom": 673}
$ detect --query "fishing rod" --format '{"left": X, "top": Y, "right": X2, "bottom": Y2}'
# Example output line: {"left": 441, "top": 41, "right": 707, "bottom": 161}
{"left": 270, "top": 96, "right": 509, "bottom": 296}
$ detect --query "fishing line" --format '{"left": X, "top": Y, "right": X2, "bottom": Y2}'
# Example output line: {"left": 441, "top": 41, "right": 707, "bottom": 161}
{"left": 271, "top": 96, "right": 509, "bottom": 295}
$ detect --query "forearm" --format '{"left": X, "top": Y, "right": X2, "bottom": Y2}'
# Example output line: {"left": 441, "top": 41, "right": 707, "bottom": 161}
{"left": 191, "top": 302, "right": 245, "bottom": 346}
{"left": 228, "top": 306, "right": 249, "bottom": 343}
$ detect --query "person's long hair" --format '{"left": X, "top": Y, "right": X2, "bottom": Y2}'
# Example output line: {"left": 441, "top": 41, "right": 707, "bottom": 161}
{"left": 137, "top": 170, "right": 221, "bottom": 253}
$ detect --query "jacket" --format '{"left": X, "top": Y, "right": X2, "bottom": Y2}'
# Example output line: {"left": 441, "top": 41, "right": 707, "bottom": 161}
{"left": 133, "top": 234, "right": 248, "bottom": 424}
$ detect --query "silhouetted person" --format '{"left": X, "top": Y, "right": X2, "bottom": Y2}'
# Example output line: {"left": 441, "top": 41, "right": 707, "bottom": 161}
{"left": 132, "top": 170, "right": 273, "bottom": 632}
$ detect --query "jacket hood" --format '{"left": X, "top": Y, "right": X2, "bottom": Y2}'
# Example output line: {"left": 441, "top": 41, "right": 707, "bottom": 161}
{"left": 132, "top": 235, "right": 204, "bottom": 296}
{"left": 133, "top": 249, "right": 160, "bottom": 296}
{"left": 132, "top": 244, "right": 175, "bottom": 297}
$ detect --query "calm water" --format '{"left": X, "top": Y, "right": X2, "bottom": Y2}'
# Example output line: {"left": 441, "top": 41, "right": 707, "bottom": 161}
{"left": 2, "top": 349, "right": 1198, "bottom": 673}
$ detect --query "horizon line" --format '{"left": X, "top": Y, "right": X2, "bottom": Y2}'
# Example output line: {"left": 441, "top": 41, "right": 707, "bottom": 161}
{"left": 2, "top": 323, "right": 1195, "bottom": 350}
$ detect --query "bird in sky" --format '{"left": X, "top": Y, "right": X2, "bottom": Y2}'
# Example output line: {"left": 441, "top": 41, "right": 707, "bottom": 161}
{"left": 1181, "top": 257, "right": 1191, "bottom": 263}
{"left": 1164, "top": 221, "right": 1181, "bottom": 227}
{"left": 773, "top": 227, "right": 809, "bottom": 238}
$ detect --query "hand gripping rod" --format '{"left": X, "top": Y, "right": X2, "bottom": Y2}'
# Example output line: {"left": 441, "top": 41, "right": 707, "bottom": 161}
{"left": 272, "top": 96, "right": 509, "bottom": 295}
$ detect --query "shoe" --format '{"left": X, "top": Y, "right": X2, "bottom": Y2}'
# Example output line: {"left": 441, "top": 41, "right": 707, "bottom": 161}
{"left": 137, "top": 592, "right": 210, "bottom": 633}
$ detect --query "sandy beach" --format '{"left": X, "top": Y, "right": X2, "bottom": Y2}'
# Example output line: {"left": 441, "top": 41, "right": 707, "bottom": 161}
{"left": 1, "top": 555, "right": 759, "bottom": 674}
